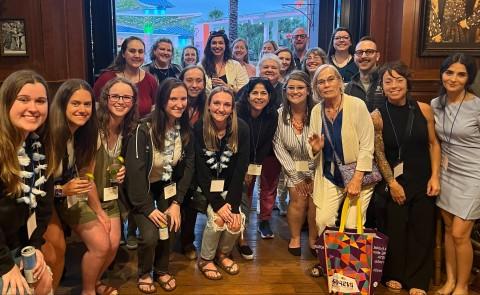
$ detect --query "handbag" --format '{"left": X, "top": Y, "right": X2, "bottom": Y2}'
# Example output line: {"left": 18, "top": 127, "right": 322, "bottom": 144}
{"left": 315, "top": 197, "right": 389, "bottom": 295}
{"left": 321, "top": 109, "right": 382, "bottom": 186}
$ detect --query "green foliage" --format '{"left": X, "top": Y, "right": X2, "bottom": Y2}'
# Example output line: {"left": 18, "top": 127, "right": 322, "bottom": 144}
{"left": 115, "top": 0, "right": 140, "bottom": 10}
{"left": 278, "top": 18, "right": 306, "bottom": 49}
{"left": 209, "top": 9, "right": 224, "bottom": 20}
{"left": 116, "top": 15, "right": 193, "bottom": 32}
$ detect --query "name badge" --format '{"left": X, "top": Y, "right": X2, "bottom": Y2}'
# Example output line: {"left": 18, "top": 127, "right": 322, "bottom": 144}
{"left": 67, "top": 195, "right": 78, "bottom": 208}
{"left": 393, "top": 162, "right": 404, "bottom": 178}
{"left": 441, "top": 155, "right": 449, "bottom": 170}
{"left": 247, "top": 164, "right": 262, "bottom": 176}
{"left": 295, "top": 161, "right": 309, "bottom": 172}
{"left": 164, "top": 183, "right": 177, "bottom": 199}
{"left": 210, "top": 179, "right": 225, "bottom": 192}
{"left": 103, "top": 186, "right": 119, "bottom": 201}
{"left": 27, "top": 212, "right": 37, "bottom": 239}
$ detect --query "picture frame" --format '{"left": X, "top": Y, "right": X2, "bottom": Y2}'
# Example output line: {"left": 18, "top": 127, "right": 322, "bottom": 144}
{"left": 419, "top": 0, "right": 480, "bottom": 57}
{"left": 1, "top": 19, "right": 27, "bottom": 56}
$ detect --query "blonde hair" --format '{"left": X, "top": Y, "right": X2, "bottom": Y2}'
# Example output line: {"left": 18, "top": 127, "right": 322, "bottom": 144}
{"left": 202, "top": 86, "right": 239, "bottom": 153}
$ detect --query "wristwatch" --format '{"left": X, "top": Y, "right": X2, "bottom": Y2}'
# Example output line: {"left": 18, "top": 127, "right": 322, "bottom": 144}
{"left": 54, "top": 184, "right": 63, "bottom": 198}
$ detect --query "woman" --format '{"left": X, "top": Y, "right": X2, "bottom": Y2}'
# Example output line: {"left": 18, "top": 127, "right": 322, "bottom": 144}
{"left": 94, "top": 77, "right": 137, "bottom": 294}
{"left": 308, "top": 64, "right": 374, "bottom": 251}
{"left": 93, "top": 36, "right": 158, "bottom": 118}
{"left": 125, "top": 78, "right": 194, "bottom": 293}
{"left": 143, "top": 38, "right": 182, "bottom": 86}
{"left": 275, "top": 47, "right": 295, "bottom": 82}
{"left": 181, "top": 45, "right": 199, "bottom": 68}
{"left": 327, "top": 27, "right": 358, "bottom": 82}
{"left": 201, "top": 30, "right": 249, "bottom": 93}
{"left": 302, "top": 47, "right": 328, "bottom": 82}
{"left": 178, "top": 65, "right": 208, "bottom": 260}
{"left": 0, "top": 70, "right": 53, "bottom": 295}
{"left": 48, "top": 79, "right": 111, "bottom": 295}
{"left": 237, "top": 77, "right": 279, "bottom": 259}
{"left": 232, "top": 38, "right": 256, "bottom": 77}
{"left": 195, "top": 86, "right": 250, "bottom": 280}
{"left": 273, "top": 70, "right": 317, "bottom": 256}
{"left": 431, "top": 53, "right": 479, "bottom": 295}
{"left": 371, "top": 62, "right": 441, "bottom": 295}
{"left": 259, "top": 40, "right": 279, "bottom": 59}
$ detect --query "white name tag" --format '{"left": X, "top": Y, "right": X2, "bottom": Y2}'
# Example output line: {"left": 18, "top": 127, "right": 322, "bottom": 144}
{"left": 441, "top": 155, "right": 449, "bottom": 170}
{"left": 67, "top": 195, "right": 78, "bottom": 208}
{"left": 210, "top": 179, "right": 225, "bottom": 192}
{"left": 103, "top": 186, "right": 119, "bottom": 201}
{"left": 27, "top": 211, "right": 37, "bottom": 239}
{"left": 393, "top": 162, "right": 404, "bottom": 178}
{"left": 295, "top": 161, "right": 309, "bottom": 172}
{"left": 247, "top": 164, "right": 262, "bottom": 176}
{"left": 164, "top": 183, "right": 177, "bottom": 199}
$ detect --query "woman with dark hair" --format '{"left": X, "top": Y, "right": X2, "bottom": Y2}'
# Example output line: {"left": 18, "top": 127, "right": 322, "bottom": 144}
{"left": 275, "top": 47, "right": 295, "bottom": 82}
{"left": 431, "top": 53, "right": 480, "bottom": 295}
{"left": 181, "top": 45, "right": 199, "bottom": 68}
{"left": 236, "top": 77, "right": 279, "bottom": 259}
{"left": 302, "top": 47, "right": 328, "bottom": 82}
{"left": 143, "top": 38, "right": 182, "bottom": 86}
{"left": 201, "top": 30, "right": 248, "bottom": 93}
{"left": 327, "top": 27, "right": 358, "bottom": 82}
{"left": 195, "top": 86, "right": 250, "bottom": 280}
{"left": 48, "top": 79, "right": 112, "bottom": 295}
{"left": 273, "top": 70, "right": 317, "bottom": 256}
{"left": 371, "top": 62, "right": 441, "bottom": 295}
{"left": 93, "top": 77, "right": 138, "bottom": 294}
{"left": 178, "top": 65, "right": 207, "bottom": 260}
{"left": 93, "top": 36, "right": 158, "bottom": 118}
{"left": 125, "top": 78, "right": 194, "bottom": 293}
{"left": 0, "top": 70, "right": 53, "bottom": 295}
{"left": 232, "top": 38, "right": 256, "bottom": 77}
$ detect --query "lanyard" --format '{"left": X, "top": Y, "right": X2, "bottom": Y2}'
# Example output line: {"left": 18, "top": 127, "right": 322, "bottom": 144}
{"left": 384, "top": 100, "right": 415, "bottom": 161}
{"left": 249, "top": 117, "right": 263, "bottom": 163}
{"left": 442, "top": 92, "right": 466, "bottom": 146}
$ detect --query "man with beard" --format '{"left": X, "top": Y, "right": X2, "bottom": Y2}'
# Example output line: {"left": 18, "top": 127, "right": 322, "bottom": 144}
{"left": 291, "top": 27, "right": 309, "bottom": 70}
{"left": 345, "top": 36, "right": 385, "bottom": 112}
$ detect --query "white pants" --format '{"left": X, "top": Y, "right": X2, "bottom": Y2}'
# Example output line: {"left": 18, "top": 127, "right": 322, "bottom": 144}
{"left": 315, "top": 177, "right": 374, "bottom": 235}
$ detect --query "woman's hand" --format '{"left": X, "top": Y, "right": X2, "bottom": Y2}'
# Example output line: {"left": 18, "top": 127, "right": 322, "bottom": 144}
{"left": 308, "top": 133, "right": 325, "bottom": 155}
{"left": 228, "top": 213, "right": 242, "bottom": 231}
{"left": 294, "top": 180, "right": 310, "bottom": 199}
{"left": 61, "top": 178, "right": 92, "bottom": 197}
{"left": 32, "top": 249, "right": 47, "bottom": 282}
{"left": 426, "top": 176, "right": 440, "bottom": 197}
{"left": 345, "top": 173, "right": 363, "bottom": 198}
{"left": 115, "top": 165, "right": 126, "bottom": 184}
{"left": 97, "top": 210, "right": 111, "bottom": 234}
{"left": 216, "top": 203, "right": 233, "bottom": 224}
{"left": 211, "top": 77, "right": 228, "bottom": 88}
{"left": 1, "top": 265, "right": 30, "bottom": 295}
{"left": 389, "top": 180, "right": 406, "bottom": 205}
{"left": 166, "top": 202, "right": 181, "bottom": 232}
{"left": 148, "top": 209, "right": 169, "bottom": 228}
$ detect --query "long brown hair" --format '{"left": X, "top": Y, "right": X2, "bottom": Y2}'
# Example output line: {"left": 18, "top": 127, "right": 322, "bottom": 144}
{"left": 202, "top": 86, "right": 239, "bottom": 153}
{"left": 0, "top": 70, "right": 49, "bottom": 196}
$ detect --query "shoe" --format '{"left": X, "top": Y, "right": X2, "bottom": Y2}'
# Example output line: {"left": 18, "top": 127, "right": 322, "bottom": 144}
{"left": 236, "top": 243, "right": 254, "bottom": 260}
{"left": 258, "top": 220, "right": 274, "bottom": 239}
{"left": 126, "top": 235, "right": 138, "bottom": 250}
{"left": 288, "top": 240, "right": 301, "bottom": 256}
{"left": 385, "top": 280, "right": 402, "bottom": 293}
{"left": 183, "top": 245, "right": 197, "bottom": 260}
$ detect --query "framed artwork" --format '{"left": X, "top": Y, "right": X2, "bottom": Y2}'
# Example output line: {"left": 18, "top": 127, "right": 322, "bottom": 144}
{"left": 419, "top": 0, "right": 480, "bottom": 56}
{"left": 1, "top": 19, "right": 27, "bottom": 56}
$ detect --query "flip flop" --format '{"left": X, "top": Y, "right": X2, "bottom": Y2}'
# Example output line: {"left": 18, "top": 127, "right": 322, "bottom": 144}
{"left": 409, "top": 288, "right": 427, "bottom": 295}
{"left": 156, "top": 273, "right": 177, "bottom": 292}
{"left": 197, "top": 259, "right": 223, "bottom": 280}
{"left": 386, "top": 280, "right": 402, "bottom": 293}
{"left": 136, "top": 281, "right": 156, "bottom": 294}
{"left": 95, "top": 282, "right": 118, "bottom": 295}
{"left": 214, "top": 253, "right": 239, "bottom": 275}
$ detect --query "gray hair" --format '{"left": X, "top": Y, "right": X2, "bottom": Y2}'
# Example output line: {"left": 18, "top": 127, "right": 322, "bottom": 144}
{"left": 312, "top": 64, "right": 345, "bottom": 100}
{"left": 256, "top": 53, "right": 282, "bottom": 75}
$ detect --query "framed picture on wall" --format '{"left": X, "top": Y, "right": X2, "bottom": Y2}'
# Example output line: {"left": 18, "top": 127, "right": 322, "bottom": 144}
{"left": 419, "top": 0, "right": 480, "bottom": 56}
{"left": 0, "top": 19, "right": 27, "bottom": 56}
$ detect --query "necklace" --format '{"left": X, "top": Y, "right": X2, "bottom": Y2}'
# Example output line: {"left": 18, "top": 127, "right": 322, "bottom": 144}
{"left": 332, "top": 54, "right": 351, "bottom": 68}
{"left": 324, "top": 95, "right": 343, "bottom": 122}
{"left": 291, "top": 115, "right": 305, "bottom": 132}
{"left": 215, "top": 62, "right": 225, "bottom": 75}
{"left": 122, "top": 69, "right": 141, "bottom": 83}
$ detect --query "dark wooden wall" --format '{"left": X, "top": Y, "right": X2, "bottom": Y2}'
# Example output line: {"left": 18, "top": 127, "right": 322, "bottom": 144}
{"left": 368, "top": 0, "right": 479, "bottom": 102}
{"left": 0, "top": 0, "right": 87, "bottom": 92}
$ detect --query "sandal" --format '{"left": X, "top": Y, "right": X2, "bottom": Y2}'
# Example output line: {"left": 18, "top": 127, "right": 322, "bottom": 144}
{"left": 136, "top": 280, "right": 156, "bottom": 294}
{"left": 155, "top": 272, "right": 176, "bottom": 292}
{"left": 197, "top": 259, "right": 223, "bottom": 280}
{"left": 386, "top": 280, "right": 402, "bottom": 293}
{"left": 95, "top": 282, "right": 118, "bottom": 295}
{"left": 214, "top": 253, "right": 239, "bottom": 275}
{"left": 410, "top": 288, "right": 427, "bottom": 295}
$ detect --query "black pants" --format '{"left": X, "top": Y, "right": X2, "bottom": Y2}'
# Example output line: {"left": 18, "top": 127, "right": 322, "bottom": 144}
{"left": 383, "top": 189, "right": 435, "bottom": 291}
{"left": 180, "top": 192, "right": 198, "bottom": 251}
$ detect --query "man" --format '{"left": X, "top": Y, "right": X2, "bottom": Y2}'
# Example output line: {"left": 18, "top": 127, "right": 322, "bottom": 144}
{"left": 345, "top": 36, "right": 385, "bottom": 112}
{"left": 143, "top": 38, "right": 182, "bottom": 85}
{"left": 291, "top": 27, "right": 309, "bottom": 70}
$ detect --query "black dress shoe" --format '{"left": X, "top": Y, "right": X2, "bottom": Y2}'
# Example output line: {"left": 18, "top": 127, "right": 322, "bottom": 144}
{"left": 288, "top": 246, "right": 301, "bottom": 256}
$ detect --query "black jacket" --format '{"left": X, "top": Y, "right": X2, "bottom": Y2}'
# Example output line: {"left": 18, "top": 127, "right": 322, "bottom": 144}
{"left": 345, "top": 70, "right": 386, "bottom": 112}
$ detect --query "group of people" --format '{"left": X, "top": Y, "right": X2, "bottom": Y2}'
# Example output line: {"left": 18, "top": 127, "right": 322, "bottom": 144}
{"left": 0, "top": 25, "right": 479, "bottom": 295}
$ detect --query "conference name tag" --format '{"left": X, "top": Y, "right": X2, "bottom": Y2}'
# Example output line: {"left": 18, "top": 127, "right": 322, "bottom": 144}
{"left": 164, "top": 183, "right": 177, "bottom": 199}
{"left": 210, "top": 179, "right": 225, "bottom": 192}
{"left": 393, "top": 162, "right": 404, "bottom": 178}
{"left": 247, "top": 164, "right": 262, "bottom": 176}
{"left": 295, "top": 161, "right": 309, "bottom": 172}
{"left": 103, "top": 186, "right": 119, "bottom": 201}
{"left": 27, "top": 211, "right": 37, "bottom": 239}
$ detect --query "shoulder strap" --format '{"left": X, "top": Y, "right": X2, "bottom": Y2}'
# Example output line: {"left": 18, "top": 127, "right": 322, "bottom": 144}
{"left": 402, "top": 100, "right": 416, "bottom": 143}
{"left": 321, "top": 107, "right": 342, "bottom": 164}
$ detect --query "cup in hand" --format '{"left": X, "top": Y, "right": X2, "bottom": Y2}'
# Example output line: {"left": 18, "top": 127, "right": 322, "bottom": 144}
{"left": 108, "top": 163, "right": 122, "bottom": 184}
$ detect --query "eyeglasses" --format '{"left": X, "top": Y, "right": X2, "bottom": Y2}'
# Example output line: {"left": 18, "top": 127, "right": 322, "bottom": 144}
{"left": 210, "top": 29, "right": 225, "bottom": 36}
{"left": 317, "top": 76, "right": 338, "bottom": 86}
{"left": 108, "top": 94, "right": 134, "bottom": 102}
{"left": 286, "top": 86, "right": 307, "bottom": 91}
{"left": 306, "top": 55, "right": 323, "bottom": 62}
{"left": 334, "top": 36, "right": 350, "bottom": 41}
{"left": 292, "top": 34, "right": 307, "bottom": 40}
{"left": 354, "top": 49, "right": 377, "bottom": 57}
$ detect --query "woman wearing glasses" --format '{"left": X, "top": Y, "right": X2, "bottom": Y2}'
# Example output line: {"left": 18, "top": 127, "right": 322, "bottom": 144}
{"left": 327, "top": 27, "right": 358, "bottom": 82}
{"left": 201, "top": 30, "right": 249, "bottom": 93}
{"left": 273, "top": 71, "right": 317, "bottom": 256}
{"left": 93, "top": 36, "right": 158, "bottom": 118}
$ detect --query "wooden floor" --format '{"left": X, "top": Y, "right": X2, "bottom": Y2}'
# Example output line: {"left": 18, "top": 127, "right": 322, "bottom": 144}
{"left": 57, "top": 206, "right": 479, "bottom": 294}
